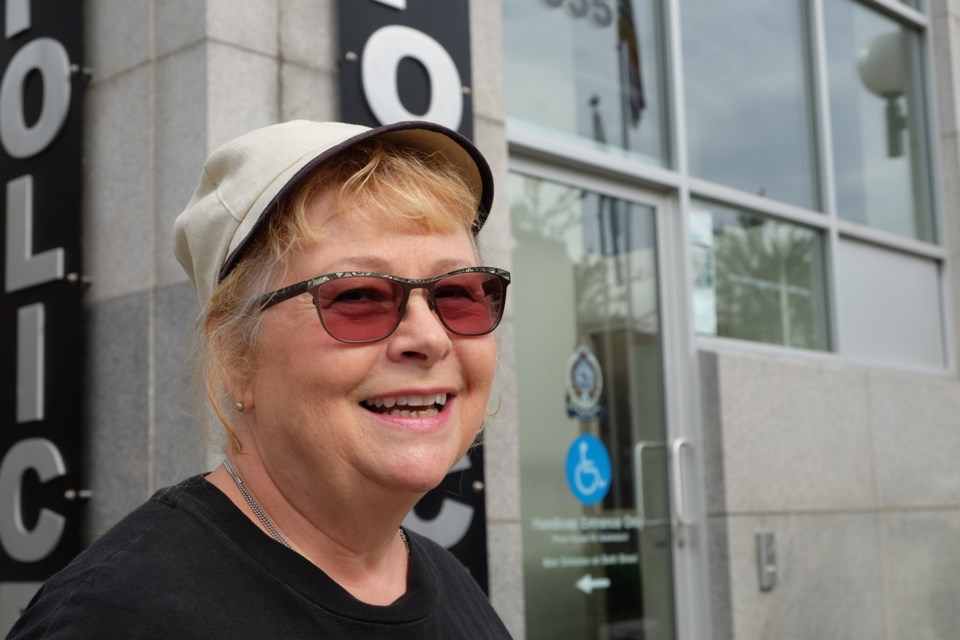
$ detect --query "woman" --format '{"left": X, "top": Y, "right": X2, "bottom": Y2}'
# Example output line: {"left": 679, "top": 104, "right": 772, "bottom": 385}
{"left": 9, "top": 120, "right": 512, "bottom": 638}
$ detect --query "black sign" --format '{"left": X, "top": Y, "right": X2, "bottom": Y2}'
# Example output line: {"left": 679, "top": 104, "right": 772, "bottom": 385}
{"left": 338, "top": 0, "right": 474, "bottom": 139}
{"left": 404, "top": 445, "right": 489, "bottom": 592}
{"left": 338, "top": 0, "right": 487, "bottom": 590}
{"left": 0, "top": 0, "right": 86, "bottom": 592}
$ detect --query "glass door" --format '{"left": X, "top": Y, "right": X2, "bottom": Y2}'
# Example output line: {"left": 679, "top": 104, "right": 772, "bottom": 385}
{"left": 511, "top": 166, "right": 695, "bottom": 640}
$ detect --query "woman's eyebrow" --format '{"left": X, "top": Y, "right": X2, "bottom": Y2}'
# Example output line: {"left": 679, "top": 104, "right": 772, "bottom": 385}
{"left": 319, "top": 256, "right": 474, "bottom": 274}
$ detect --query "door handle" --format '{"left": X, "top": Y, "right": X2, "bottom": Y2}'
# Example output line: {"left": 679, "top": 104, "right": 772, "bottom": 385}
{"left": 671, "top": 437, "right": 693, "bottom": 544}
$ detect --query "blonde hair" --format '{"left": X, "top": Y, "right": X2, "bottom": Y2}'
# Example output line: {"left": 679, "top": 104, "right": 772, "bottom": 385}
{"left": 197, "top": 139, "right": 483, "bottom": 451}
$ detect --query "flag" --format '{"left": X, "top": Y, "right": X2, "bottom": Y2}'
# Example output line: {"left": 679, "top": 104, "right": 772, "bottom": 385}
{"left": 617, "top": 0, "right": 645, "bottom": 127}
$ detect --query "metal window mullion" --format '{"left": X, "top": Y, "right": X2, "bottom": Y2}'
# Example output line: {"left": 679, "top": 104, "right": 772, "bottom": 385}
{"left": 687, "top": 178, "right": 834, "bottom": 231}
{"left": 809, "top": 0, "right": 844, "bottom": 354}
{"left": 837, "top": 220, "right": 947, "bottom": 259}
{"left": 921, "top": 2, "right": 957, "bottom": 371}
{"left": 919, "top": 0, "right": 953, "bottom": 370}
{"left": 665, "top": 0, "right": 689, "bottom": 180}
{"left": 506, "top": 126, "right": 683, "bottom": 186}
{"left": 857, "top": 0, "right": 928, "bottom": 27}
{"left": 661, "top": 0, "right": 715, "bottom": 639}
{"left": 809, "top": 0, "right": 837, "bottom": 221}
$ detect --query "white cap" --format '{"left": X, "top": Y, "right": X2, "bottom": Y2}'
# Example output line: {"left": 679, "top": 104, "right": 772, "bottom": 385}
{"left": 173, "top": 120, "right": 494, "bottom": 304}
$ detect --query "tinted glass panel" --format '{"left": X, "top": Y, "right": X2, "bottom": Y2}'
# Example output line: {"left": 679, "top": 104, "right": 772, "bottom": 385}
{"left": 837, "top": 240, "right": 943, "bottom": 368}
{"left": 681, "top": 0, "right": 819, "bottom": 209}
{"left": 504, "top": 0, "right": 670, "bottom": 167}
{"left": 824, "top": 0, "right": 933, "bottom": 241}
{"left": 690, "top": 200, "right": 830, "bottom": 350}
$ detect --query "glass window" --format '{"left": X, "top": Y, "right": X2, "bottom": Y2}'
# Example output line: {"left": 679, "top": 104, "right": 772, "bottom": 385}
{"left": 824, "top": 0, "right": 933, "bottom": 241}
{"left": 681, "top": 0, "right": 819, "bottom": 210}
{"left": 503, "top": 0, "right": 670, "bottom": 167}
{"left": 837, "top": 240, "right": 944, "bottom": 368}
{"left": 690, "top": 200, "right": 830, "bottom": 350}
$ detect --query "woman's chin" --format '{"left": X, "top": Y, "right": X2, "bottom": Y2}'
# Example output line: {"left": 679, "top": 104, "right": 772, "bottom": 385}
{"left": 379, "top": 453, "right": 462, "bottom": 495}
{"left": 375, "top": 430, "right": 470, "bottom": 477}
{"left": 396, "top": 468, "right": 454, "bottom": 495}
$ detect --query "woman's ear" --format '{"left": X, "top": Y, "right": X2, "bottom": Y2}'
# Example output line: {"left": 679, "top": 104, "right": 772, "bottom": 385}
{"left": 226, "top": 366, "right": 255, "bottom": 415}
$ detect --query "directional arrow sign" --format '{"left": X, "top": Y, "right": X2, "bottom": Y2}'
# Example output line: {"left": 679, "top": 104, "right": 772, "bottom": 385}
{"left": 576, "top": 574, "right": 611, "bottom": 594}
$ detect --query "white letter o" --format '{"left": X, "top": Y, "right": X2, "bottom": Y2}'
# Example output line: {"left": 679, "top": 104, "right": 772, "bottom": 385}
{"left": 0, "top": 38, "right": 72, "bottom": 159}
{"left": 361, "top": 25, "right": 463, "bottom": 130}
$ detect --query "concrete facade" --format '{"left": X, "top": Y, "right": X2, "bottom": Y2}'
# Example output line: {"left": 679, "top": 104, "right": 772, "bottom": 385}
{"left": 700, "top": 351, "right": 960, "bottom": 639}
{"left": 78, "top": 1, "right": 960, "bottom": 639}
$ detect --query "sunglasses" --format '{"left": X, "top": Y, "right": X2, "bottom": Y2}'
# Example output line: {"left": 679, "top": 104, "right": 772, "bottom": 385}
{"left": 256, "top": 266, "right": 511, "bottom": 343}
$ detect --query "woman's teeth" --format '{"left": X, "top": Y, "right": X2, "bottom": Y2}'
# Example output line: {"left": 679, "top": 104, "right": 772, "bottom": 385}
{"left": 362, "top": 393, "right": 448, "bottom": 417}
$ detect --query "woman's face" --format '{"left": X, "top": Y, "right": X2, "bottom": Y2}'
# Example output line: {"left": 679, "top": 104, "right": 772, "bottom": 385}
{"left": 237, "top": 191, "right": 497, "bottom": 497}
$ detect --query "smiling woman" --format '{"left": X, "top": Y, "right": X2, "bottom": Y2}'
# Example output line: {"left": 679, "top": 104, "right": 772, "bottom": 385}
{"left": 8, "top": 121, "right": 512, "bottom": 640}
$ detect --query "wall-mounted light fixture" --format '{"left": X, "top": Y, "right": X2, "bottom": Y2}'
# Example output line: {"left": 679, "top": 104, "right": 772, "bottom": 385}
{"left": 857, "top": 31, "right": 907, "bottom": 158}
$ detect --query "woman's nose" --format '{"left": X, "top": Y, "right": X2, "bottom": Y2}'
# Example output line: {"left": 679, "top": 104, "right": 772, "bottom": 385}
{"left": 387, "top": 292, "right": 452, "bottom": 363}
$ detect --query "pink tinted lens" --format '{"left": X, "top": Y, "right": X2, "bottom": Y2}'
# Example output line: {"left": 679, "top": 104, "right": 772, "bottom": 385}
{"left": 433, "top": 272, "right": 505, "bottom": 335}
{"left": 314, "top": 276, "right": 402, "bottom": 341}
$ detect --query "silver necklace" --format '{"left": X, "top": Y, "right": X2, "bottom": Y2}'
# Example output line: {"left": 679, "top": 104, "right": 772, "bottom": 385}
{"left": 223, "top": 458, "right": 293, "bottom": 549}
{"left": 222, "top": 459, "right": 411, "bottom": 558}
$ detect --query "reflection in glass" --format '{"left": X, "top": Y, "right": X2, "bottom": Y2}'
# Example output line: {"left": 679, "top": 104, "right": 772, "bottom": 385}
{"left": 690, "top": 200, "right": 830, "bottom": 350}
{"left": 503, "top": 0, "right": 670, "bottom": 167}
{"left": 512, "top": 173, "right": 676, "bottom": 639}
{"left": 681, "top": 0, "right": 819, "bottom": 209}
{"left": 824, "top": 0, "right": 933, "bottom": 242}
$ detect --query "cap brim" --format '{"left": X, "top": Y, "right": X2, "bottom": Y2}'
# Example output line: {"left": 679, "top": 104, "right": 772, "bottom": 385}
{"left": 218, "top": 120, "right": 494, "bottom": 282}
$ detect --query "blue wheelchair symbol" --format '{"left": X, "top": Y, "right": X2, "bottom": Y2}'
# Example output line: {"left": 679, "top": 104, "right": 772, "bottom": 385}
{"left": 565, "top": 435, "right": 612, "bottom": 506}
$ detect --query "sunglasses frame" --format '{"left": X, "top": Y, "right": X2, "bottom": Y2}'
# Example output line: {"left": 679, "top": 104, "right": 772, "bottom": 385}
{"left": 256, "top": 266, "right": 511, "bottom": 343}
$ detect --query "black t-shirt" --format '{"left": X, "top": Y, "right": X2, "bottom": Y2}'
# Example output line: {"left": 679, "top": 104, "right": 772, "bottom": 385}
{"left": 8, "top": 476, "right": 512, "bottom": 639}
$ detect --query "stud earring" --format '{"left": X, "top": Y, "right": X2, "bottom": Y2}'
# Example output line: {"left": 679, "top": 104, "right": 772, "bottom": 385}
{"left": 235, "top": 402, "right": 245, "bottom": 413}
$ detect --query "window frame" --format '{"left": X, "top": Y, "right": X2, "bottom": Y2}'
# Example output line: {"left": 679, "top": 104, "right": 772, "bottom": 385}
{"left": 503, "top": 0, "right": 952, "bottom": 374}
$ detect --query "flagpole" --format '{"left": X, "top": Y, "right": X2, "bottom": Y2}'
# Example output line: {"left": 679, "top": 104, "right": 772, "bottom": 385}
{"left": 619, "top": 39, "right": 630, "bottom": 151}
